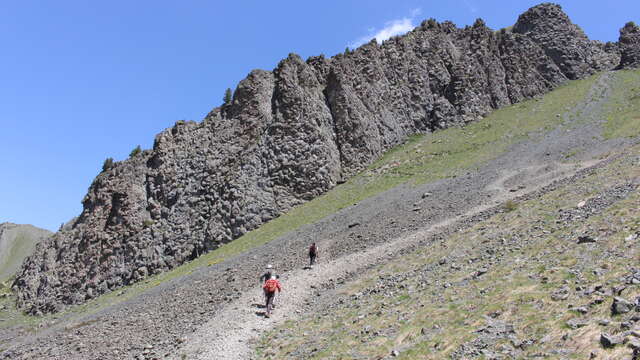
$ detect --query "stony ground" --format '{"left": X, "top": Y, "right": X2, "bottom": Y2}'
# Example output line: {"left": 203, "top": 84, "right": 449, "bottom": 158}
{"left": 0, "top": 70, "right": 638, "bottom": 359}
{"left": 255, "top": 145, "right": 640, "bottom": 359}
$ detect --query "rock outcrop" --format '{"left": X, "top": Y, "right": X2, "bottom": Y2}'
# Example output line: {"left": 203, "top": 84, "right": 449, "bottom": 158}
{"left": 12, "top": 3, "right": 640, "bottom": 314}
{"left": 512, "top": 3, "right": 620, "bottom": 78}
{"left": 619, "top": 22, "right": 640, "bottom": 69}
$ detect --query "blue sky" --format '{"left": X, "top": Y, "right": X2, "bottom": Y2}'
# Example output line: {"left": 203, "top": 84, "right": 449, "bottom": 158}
{"left": 1, "top": 0, "right": 638, "bottom": 231}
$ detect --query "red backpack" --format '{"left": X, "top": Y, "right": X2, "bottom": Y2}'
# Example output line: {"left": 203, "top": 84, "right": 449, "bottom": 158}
{"left": 264, "top": 278, "right": 279, "bottom": 292}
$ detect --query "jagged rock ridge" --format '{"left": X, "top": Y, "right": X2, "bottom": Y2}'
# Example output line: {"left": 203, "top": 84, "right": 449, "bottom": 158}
{"left": 13, "top": 3, "right": 640, "bottom": 314}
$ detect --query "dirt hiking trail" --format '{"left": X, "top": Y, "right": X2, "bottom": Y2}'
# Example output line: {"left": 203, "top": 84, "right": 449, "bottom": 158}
{"left": 174, "top": 156, "right": 609, "bottom": 360}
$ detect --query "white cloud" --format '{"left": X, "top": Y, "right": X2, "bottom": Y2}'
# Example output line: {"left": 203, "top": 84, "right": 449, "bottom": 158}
{"left": 463, "top": 0, "right": 478, "bottom": 13}
{"left": 350, "top": 9, "right": 422, "bottom": 48}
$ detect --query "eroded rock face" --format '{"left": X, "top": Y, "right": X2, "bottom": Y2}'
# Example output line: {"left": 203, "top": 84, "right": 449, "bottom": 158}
{"left": 512, "top": 3, "right": 620, "bottom": 79}
{"left": 619, "top": 22, "right": 640, "bottom": 69}
{"left": 12, "top": 3, "right": 640, "bottom": 314}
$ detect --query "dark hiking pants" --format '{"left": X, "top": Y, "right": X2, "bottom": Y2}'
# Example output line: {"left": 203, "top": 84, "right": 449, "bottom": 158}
{"left": 265, "top": 291, "right": 276, "bottom": 315}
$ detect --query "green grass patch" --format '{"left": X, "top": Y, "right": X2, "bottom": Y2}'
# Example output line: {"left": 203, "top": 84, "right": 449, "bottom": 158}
{"left": 603, "top": 68, "right": 640, "bottom": 139}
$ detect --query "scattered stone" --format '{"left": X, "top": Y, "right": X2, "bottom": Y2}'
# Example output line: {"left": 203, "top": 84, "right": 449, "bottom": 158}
{"left": 593, "top": 268, "right": 605, "bottom": 277}
{"left": 474, "top": 267, "right": 489, "bottom": 277}
{"left": 552, "top": 286, "right": 570, "bottom": 301}
{"left": 570, "top": 306, "right": 589, "bottom": 314}
{"left": 612, "top": 297, "right": 634, "bottom": 315}
{"left": 421, "top": 192, "right": 432, "bottom": 199}
{"left": 590, "top": 297, "right": 605, "bottom": 306}
{"left": 601, "top": 333, "right": 622, "bottom": 348}
{"left": 566, "top": 318, "right": 588, "bottom": 329}
{"left": 629, "top": 338, "right": 640, "bottom": 350}
{"left": 613, "top": 285, "right": 627, "bottom": 296}
{"left": 348, "top": 222, "right": 360, "bottom": 228}
{"left": 577, "top": 235, "right": 596, "bottom": 244}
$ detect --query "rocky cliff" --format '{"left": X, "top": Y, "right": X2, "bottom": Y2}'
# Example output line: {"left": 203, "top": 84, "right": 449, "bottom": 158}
{"left": 13, "top": 3, "right": 640, "bottom": 314}
{"left": 619, "top": 21, "right": 640, "bottom": 69}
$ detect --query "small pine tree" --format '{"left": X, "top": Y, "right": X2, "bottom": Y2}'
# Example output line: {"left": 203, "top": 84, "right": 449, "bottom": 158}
{"left": 223, "top": 88, "right": 233, "bottom": 105}
{"left": 129, "top": 145, "right": 142, "bottom": 158}
{"left": 345, "top": 47, "right": 351, "bottom": 55}
{"left": 102, "top": 157, "right": 114, "bottom": 172}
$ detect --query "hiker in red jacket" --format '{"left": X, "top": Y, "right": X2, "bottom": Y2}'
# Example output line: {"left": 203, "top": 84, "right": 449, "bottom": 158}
{"left": 263, "top": 275, "right": 281, "bottom": 318}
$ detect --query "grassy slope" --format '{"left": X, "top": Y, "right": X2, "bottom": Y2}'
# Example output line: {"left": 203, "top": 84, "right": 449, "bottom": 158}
{"left": 0, "top": 226, "right": 51, "bottom": 283}
{"left": 255, "top": 69, "right": 640, "bottom": 359}
{"left": 0, "top": 69, "right": 634, "bottom": 336}
{"left": 603, "top": 69, "right": 640, "bottom": 139}
{"left": 0, "top": 233, "right": 34, "bottom": 283}
{"left": 256, "top": 144, "right": 640, "bottom": 359}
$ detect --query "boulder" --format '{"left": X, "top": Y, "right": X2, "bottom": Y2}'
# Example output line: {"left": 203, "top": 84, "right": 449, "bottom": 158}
{"left": 600, "top": 333, "right": 623, "bottom": 348}
{"left": 612, "top": 297, "right": 634, "bottom": 315}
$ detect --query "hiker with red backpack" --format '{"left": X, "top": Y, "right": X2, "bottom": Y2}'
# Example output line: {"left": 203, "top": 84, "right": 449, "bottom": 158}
{"left": 260, "top": 265, "right": 277, "bottom": 305}
{"left": 263, "top": 275, "right": 281, "bottom": 318}
{"left": 308, "top": 242, "right": 318, "bottom": 267}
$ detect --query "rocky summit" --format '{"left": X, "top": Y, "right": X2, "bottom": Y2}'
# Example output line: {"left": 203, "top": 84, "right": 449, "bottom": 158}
{"left": 12, "top": 3, "right": 640, "bottom": 315}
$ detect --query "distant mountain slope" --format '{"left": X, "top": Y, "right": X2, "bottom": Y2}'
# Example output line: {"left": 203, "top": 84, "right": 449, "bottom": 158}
{"left": 0, "top": 223, "right": 51, "bottom": 282}
{"left": 13, "top": 3, "right": 640, "bottom": 314}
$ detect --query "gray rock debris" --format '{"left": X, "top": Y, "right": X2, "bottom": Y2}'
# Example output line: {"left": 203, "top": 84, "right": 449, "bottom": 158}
{"left": 12, "top": 3, "right": 640, "bottom": 314}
